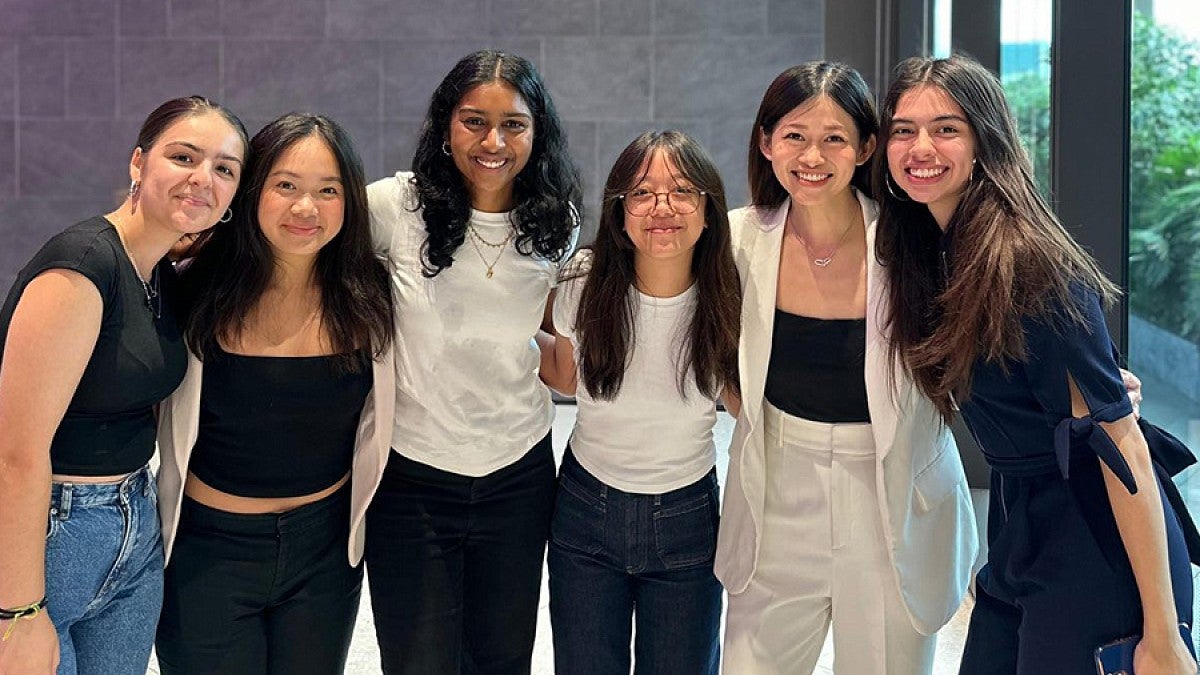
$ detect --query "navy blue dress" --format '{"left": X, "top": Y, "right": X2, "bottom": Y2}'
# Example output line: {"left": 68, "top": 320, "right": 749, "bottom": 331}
{"left": 956, "top": 283, "right": 1195, "bottom": 674}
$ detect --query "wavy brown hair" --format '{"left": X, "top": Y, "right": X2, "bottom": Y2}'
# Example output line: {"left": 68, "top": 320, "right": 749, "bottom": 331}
{"left": 572, "top": 130, "right": 740, "bottom": 401}
{"left": 873, "top": 55, "right": 1119, "bottom": 419}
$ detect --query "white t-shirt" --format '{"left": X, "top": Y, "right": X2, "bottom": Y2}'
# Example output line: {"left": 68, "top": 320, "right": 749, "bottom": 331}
{"left": 368, "top": 172, "right": 570, "bottom": 476}
{"left": 553, "top": 250, "right": 717, "bottom": 493}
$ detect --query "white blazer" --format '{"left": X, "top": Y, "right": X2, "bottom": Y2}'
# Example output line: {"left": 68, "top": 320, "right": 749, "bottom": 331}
{"left": 156, "top": 342, "right": 397, "bottom": 567}
{"left": 713, "top": 194, "right": 979, "bottom": 635}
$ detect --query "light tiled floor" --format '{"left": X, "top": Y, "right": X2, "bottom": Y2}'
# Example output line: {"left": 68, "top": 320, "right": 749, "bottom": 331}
{"left": 150, "top": 403, "right": 1200, "bottom": 674}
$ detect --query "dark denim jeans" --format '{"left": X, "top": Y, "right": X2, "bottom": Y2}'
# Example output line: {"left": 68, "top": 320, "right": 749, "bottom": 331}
{"left": 45, "top": 465, "right": 163, "bottom": 675}
{"left": 548, "top": 448, "right": 722, "bottom": 675}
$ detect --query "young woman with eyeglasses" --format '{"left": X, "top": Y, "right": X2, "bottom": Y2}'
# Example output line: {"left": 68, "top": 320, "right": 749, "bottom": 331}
{"left": 363, "top": 50, "right": 581, "bottom": 674}
{"left": 539, "top": 130, "right": 740, "bottom": 675}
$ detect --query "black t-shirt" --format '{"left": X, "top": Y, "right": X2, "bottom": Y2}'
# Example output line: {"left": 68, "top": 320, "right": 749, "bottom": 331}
{"left": 0, "top": 217, "right": 187, "bottom": 475}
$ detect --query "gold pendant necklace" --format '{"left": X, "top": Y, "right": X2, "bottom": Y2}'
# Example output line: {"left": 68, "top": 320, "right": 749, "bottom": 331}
{"left": 466, "top": 225, "right": 514, "bottom": 279}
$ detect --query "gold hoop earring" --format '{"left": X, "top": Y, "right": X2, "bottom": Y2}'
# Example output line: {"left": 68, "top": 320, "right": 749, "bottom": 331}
{"left": 885, "top": 173, "right": 910, "bottom": 202}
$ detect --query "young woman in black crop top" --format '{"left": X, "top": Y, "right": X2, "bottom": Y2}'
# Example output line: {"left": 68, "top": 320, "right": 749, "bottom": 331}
{"left": 152, "top": 113, "right": 394, "bottom": 675}
{"left": 0, "top": 97, "right": 248, "bottom": 675}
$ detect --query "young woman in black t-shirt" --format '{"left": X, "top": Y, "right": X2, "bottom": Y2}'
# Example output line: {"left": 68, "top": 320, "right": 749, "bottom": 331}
{"left": 0, "top": 96, "right": 248, "bottom": 675}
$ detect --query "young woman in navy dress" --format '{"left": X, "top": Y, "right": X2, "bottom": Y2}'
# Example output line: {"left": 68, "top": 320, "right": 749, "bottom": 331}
{"left": 876, "top": 54, "right": 1196, "bottom": 674}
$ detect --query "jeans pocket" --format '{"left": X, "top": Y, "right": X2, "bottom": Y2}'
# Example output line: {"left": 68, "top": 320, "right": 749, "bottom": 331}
{"left": 653, "top": 492, "right": 717, "bottom": 569}
{"left": 550, "top": 476, "right": 606, "bottom": 556}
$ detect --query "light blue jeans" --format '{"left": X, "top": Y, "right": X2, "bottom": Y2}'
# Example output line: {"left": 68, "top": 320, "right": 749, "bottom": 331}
{"left": 45, "top": 465, "right": 163, "bottom": 675}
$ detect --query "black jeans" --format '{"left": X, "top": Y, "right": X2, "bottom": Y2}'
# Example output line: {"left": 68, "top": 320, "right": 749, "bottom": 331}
{"left": 365, "top": 435, "right": 557, "bottom": 675}
{"left": 155, "top": 483, "right": 362, "bottom": 675}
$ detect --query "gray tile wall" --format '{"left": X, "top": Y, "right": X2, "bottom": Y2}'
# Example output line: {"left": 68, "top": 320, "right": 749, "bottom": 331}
{"left": 0, "top": 0, "right": 824, "bottom": 292}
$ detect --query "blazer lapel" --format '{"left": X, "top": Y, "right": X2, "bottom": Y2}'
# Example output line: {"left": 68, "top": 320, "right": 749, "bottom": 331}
{"left": 862, "top": 194, "right": 902, "bottom": 461}
{"left": 740, "top": 203, "right": 787, "bottom": 422}
{"left": 171, "top": 351, "right": 204, "bottom": 480}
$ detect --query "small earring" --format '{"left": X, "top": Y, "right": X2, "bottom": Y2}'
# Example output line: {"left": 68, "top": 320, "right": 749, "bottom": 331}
{"left": 441, "top": 141, "right": 451, "bottom": 156}
{"left": 219, "top": 208, "right": 233, "bottom": 224}
{"left": 129, "top": 180, "right": 140, "bottom": 196}
{"left": 885, "top": 172, "right": 910, "bottom": 202}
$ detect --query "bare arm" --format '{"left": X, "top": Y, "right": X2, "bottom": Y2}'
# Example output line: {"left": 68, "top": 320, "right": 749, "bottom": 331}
{"left": 537, "top": 329, "right": 578, "bottom": 397}
{"left": 720, "top": 387, "right": 742, "bottom": 419}
{"left": 1068, "top": 376, "right": 1195, "bottom": 674}
{"left": 0, "top": 270, "right": 103, "bottom": 675}
{"left": 536, "top": 289, "right": 578, "bottom": 396}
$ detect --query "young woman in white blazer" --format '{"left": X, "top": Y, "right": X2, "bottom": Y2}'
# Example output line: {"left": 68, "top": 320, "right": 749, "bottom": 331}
{"left": 714, "top": 62, "right": 978, "bottom": 674}
{"left": 153, "top": 114, "right": 396, "bottom": 674}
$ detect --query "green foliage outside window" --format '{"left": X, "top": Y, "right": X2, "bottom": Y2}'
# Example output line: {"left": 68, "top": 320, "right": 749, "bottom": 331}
{"left": 1002, "top": 14, "right": 1200, "bottom": 344}
{"left": 1003, "top": 71, "right": 1051, "bottom": 196}
{"left": 1129, "top": 11, "right": 1200, "bottom": 343}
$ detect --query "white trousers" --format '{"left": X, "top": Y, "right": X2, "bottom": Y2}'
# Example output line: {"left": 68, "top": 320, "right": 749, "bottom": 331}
{"left": 722, "top": 403, "right": 935, "bottom": 675}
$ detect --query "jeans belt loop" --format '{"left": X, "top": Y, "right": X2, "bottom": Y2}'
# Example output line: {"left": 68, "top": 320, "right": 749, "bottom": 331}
{"left": 58, "top": 483, "right": 73, "bottom": 520}
{"left": 653, "top": 494, "right": 662, "bottom": 507}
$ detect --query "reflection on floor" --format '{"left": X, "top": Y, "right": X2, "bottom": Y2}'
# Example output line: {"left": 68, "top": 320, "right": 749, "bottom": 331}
{"left": 148, "top": 404, "right": 1200, "bottom": 674}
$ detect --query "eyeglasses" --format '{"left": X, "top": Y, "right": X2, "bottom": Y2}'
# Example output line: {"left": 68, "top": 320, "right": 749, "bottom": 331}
{"left": 617, "top": 187, "right": 706, "bottom": 216}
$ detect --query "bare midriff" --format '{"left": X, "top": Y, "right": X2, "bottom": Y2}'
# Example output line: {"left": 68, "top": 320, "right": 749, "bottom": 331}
{"left": 183, "top": 471, "right": 350, "bottom": 514}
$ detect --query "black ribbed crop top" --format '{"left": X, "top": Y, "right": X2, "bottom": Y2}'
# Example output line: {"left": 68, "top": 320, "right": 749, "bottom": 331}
{"left": 188, "top": 348, "right": 372, "bottom": 498}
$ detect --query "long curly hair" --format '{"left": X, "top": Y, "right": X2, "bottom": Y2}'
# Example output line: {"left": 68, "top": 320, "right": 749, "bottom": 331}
{"left": 182, "top": 113, "right": 394, "bottom": 371}
{"left": 873, "top": 55, "right": 1119, "bottom": 419}
{"left": 411, "top": 50, "right": 582, "bottom": 277}
{"left": 572, "top": 130, "right": 741, "bottom": 401}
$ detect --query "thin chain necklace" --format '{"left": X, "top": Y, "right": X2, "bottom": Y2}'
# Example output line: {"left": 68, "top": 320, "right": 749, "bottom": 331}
{"left": 789, "top": 216, "right": 857, "bottom": 267}
{"left": 466, "top": 224, "right": 514, "bottom": 279}
{"left": 111, "top": 219, "right": 161, "bottom": 319}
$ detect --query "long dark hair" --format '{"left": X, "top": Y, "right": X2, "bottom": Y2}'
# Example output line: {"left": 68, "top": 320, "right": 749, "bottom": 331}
{"left": 873, "top": 55, "right": 1119, "bottom": 419}
{"left": 411, "top": 50, "right": 581, "bottom": 277}
{"left": 573, "top": 131, "right": 740, "bottom": 401}
{"left": 749, "top": 62, "right": 878, "bottom": 205}
{"left": 183, "top": 113, "right": 394, "bottom": 370}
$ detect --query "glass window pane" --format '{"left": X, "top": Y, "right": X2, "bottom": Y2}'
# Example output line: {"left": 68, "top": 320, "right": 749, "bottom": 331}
{"left": 1000, "top": 0, "right": 1052, "bottom": 197}
{"left": 1128, "top": 6, "right": 1200, "bottom": 451}
{"left": 933, "top": 0, "right": 953, "bottom": 58}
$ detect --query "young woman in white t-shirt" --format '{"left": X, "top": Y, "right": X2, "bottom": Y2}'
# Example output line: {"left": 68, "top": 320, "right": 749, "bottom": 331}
{"left": 362, "top": 50, "right": 581, "bottom": 674}
{"left": 540, "top": 130, "right": 741, "bottom": 675}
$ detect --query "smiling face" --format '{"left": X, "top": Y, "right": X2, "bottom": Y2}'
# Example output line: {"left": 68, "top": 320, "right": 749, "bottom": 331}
{"left": 256, "top": 134, "right": 344, "bottom": 262}
{"left": 448, "top": 80, "right": 535, "bottom": 213}
{"left": 621, "top": 149, "right": 707, "bottom": 264}
{"left": 759, "top": 95, "right": 875, "bottom": 209}
{"left": 131, "top": 111, "right": 245, "bottom": 235}
{"left": 886, "top": 84, "right": 978, "bottom": 229}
